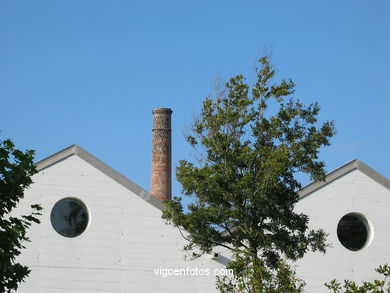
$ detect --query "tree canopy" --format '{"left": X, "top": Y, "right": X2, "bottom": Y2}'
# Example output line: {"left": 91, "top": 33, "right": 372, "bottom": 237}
{"left": 163, "top": 56, "right": 336, "bottom": 292}
{"left": 0, "top": 138, "right": 41, "bottom": 293}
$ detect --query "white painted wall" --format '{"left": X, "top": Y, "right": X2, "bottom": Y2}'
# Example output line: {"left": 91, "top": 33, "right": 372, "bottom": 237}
{"left": 295, "top": 169, "right": 390, "bottom": 292}
{"left": 14, "top": 155, "right": 225, "bottom": 293}
{"left": 14, "top": 155, "right": 390, "bottom": 293}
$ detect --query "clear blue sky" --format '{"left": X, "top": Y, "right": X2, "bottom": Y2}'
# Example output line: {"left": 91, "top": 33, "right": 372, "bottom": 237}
{"left": 1, "top": 0, "right": 389, "bottom": 202}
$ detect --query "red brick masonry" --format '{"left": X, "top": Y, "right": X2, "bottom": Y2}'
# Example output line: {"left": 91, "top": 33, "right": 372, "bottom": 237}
{"left": 151, "top": 108, "right": 172, "bottom": 201}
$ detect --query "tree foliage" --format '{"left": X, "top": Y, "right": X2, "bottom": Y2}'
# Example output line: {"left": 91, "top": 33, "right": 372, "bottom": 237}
{"left": 216, "top": 252, "right": 306, "bottom": 293}
{"left": 325, "top": 264, "right": 390, "bottom": 293}
{"left": 162, "top": 56, "right": 336, "bottom": 292}
{"left": 0, "top": 139, "right": 42, "bottom": 293}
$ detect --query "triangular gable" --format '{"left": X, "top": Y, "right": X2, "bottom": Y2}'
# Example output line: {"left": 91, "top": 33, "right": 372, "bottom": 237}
{"left": 35, "top": 147, "right": 390, "bottom": 210}
{"left": 299, "top": 159, "right": 390, "bottom": 199}
{"left": 35, "top": 144, "right": 165, "bottom": 211}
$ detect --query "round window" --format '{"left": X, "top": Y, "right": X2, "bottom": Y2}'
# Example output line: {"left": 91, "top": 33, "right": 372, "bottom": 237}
{"left": 337, "top": 213, "right": 372, "bottom": 251}
{"left": 50, "top": 198, "right": 89, "bottom": 237}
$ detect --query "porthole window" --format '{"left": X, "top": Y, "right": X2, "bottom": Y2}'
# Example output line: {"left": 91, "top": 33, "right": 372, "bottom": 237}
{"left": 337, "top": 213, "right": 372, "bottom": 251}
{"left": 50, "top": 198, "right": 89, "bottom": 237}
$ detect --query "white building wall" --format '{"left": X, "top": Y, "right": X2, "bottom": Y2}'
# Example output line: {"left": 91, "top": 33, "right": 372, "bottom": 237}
{"left": 14, "top": 154, "right": 390, "bottom": 293}
{"left": 15, "top": 155, "right": 224, "bottom": 293}
{"left": 295, "top": 169, "right": 390, "bottom": 292}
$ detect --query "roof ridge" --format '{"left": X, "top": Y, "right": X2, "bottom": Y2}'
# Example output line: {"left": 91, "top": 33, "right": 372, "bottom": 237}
{"left": 299, "top": 159, "right": 390, "bottom": 199}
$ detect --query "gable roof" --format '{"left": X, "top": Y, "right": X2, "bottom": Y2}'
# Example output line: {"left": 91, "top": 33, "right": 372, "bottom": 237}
{"left": 298, "top": 159, "right": 390, "bottom": 199}
{"left": 219, "top": 159, "right": 390, "bottom": 237}
{"left": 35, "top": 146, "right": 389, "bottom": 211}
{"left": 35, "top": 144, "right": 165, "bottom": 211}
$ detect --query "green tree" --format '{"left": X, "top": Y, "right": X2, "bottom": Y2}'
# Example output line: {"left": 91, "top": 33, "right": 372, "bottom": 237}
{"left": 325, "top": 264, "right": 390, "bottom": 293}
{"left": 0, "top": 138, "right": 42, "bottom": 293}
{"left": 163, "top": 56, "right": 336, "bottom": 292}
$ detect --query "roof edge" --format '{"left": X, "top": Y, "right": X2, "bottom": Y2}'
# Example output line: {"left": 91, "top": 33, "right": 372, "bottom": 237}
{"left": 35, "top": 144, "right": 78, "bottom": 171}
{"left": 35, "top": 145, "right": 165, "bottom": 211}
{"left": 355, "top": 160, "right": 390, "bottom": 191}
{"left": 299, "top": 159, "right": 390, "bottom": 199}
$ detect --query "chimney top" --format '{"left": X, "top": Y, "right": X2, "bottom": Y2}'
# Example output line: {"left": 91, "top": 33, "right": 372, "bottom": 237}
{"left": 152, "top": 108, "right": 173, "bottom": 114}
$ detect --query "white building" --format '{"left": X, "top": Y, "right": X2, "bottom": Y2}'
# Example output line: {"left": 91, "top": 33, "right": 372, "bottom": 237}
{"left": 15, "top": 144, "right": 225, "bottom": 293}
{"left": 295, "top": 159, "right": 390, "bottom": 292}
{"left": 12, "top": 109, "right": 390, "bottom": 292}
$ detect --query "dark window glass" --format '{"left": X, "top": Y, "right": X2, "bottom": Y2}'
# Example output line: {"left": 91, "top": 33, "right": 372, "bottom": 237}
{"left": 51, "top": 198, "right": 89, "bottom": 237}
{"left": 337, "top": 213, "right": 369, "bottom": 251}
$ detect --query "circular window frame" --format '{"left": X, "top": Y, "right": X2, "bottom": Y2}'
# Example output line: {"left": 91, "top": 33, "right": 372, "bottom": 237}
{"left": 50, "top": 197, "right": 90, "bottom": 238}
{"left": 336, "top": 212, "right": 374, "bottom": 251}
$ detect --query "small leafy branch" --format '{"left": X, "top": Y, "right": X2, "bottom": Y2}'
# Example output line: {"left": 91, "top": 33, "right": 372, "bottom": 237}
{"left": 325, "top": 264, "right": 390, "bottom": 293}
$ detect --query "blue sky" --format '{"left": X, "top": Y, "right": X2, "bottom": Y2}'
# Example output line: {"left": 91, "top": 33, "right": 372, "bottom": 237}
{"left": 1, "top": 0, "right": 389, "bottom": 202}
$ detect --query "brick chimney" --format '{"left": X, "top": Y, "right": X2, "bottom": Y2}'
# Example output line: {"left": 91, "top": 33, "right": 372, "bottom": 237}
{"left": 151, "top": 108, "right": 172, "bottom": 201}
